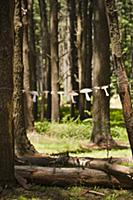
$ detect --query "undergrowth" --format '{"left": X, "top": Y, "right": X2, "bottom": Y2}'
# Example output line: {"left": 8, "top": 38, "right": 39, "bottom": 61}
{"left": 9, "top": 109, "right": 132, "bottom": 200}
{"left": 35, "top": 109, "right": 127, "bottom": 142}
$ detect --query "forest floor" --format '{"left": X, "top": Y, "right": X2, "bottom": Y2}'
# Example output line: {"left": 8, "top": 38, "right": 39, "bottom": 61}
{"left": 1, "top": 184, "right": 133, "bottom": 200}
{"left": 1, "top": 109, "right": 133, "bottom": 200}
{"left": 1, "top": 150, "right": 132, "bottom": 199}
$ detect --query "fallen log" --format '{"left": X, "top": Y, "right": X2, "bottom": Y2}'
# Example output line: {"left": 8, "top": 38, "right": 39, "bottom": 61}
{"left": 20, "top": 155, "right": 133, "bottom": 167}
{"left": 15, "top": 165, "right": 119, "bottom": 188}
{"left": 15, "top": 164, "right": 133, "bottom": 189}
{"left": 87, "top": 160, "right": 133, "bottom": 188}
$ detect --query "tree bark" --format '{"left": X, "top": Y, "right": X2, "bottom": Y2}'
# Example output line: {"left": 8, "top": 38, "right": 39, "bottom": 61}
{"left": 22, "top": 0, "right": 34, "bottom": 131}
{"left": 14, "top": 0, "right": 36, "bottom": 156}
{"left": 0, "top": 0, "right": 15, "bottom": 185}
{"left": 105, "top": 0, "right": 133, "bottom": 155}
{"left": 15, "top": 163, "right": 133, "bottom": 188}
{"left": 39, "top": 0, "right": 51, "bottom": 121}
{"left": 29, "top": 0, "right": 38, "bottom": 121}
{"left": 20, "top": 155, "right": 133, "bottom": 167}
{"left": 50, "top": 0, "right": 60, "bottom": 122}
{"left": 91, "top": 0, "right": 115, "bottom": 147}
{"left": 67, "top": 0, "right": 78, "bottom": 118}
{"left": 77, "top": 0, "right": 86, "bottom": 120}
{"left": 85, "top": 0, "right": 93, "bottom": 113}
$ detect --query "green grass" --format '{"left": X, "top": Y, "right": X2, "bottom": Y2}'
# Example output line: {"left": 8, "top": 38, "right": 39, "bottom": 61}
{"left": 31, "top": 137, "right": 131, "bottom": 158}
{"left": 32, "top": 109, "right": 131, "bottom": 158}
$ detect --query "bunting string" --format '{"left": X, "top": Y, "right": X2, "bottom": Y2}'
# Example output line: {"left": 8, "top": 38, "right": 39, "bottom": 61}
{"left": 0, "top": 84, "right": 110, "bottom": 103}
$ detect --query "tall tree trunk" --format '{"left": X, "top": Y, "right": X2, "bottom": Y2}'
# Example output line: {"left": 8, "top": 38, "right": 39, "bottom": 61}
{"left": 0, "top": 0, "right": 15, "bottom": 185}
{"left": 77, "top": 0, "right": 92, "bottom": 119}
{"left": 39, "top": 0, "right": 51, "bottom": 121}
{"left": 22, "top": 0, "right": 34, "bottom": 131}
{"left": 29, "top": 0, "right": 38, "bottom": 120}
{"left": 50, "top": 0, "right": 60, "bottom": 122}
{"left": 67, "top": 0, "right": 78, "bottom": 118}
{"left": 91, "top": 0, "right": 115, "bottom": 146}
{"left": 14, "top": 0, "right": 36, "bottom": 156}
{"left": 85, "top": 0, "right": 93, "bottom": 113}
{"left": 77, "top": 0, "right": 86, "bottom": 120}
{"left": 105, "top": 0, "right": 133, "bottom": 155}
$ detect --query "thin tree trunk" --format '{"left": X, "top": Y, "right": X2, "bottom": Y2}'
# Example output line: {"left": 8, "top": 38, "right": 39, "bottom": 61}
{"left": 77, "top": 0, "right": 86, "bottom": 120}
{"left": 105, "top": 0, "right": 133, "bottom": 155}
{"left": 0, "top": 0, "right": 15, "bottom": 185}
{"left": 77, "top": 0, "right": 92, "bottom": 119}
{"left": 22, "top": 0, "right": 34, "bottom": 131}
{"left": 39, "top": 0, "right": 51, "bottom": 121}
{"left": 67, "top": 0, "right": 78, "bottom": 118}
{"left": 85, "top": 0, "right": 93, "bottom": 113}
{"left": 50, "top": 0, "right": 60, "bottom": 122}
{"left": 29, "top": 0, "right": 38, "bottom": 120}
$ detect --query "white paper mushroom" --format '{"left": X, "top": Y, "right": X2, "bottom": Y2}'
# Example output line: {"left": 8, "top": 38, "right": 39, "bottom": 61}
{"left": 68, "top": 91, "right": 79, "bottom": 103}
{"left": 58, "top": 91, "right": 64, "bottom": 96}
{"left": 58, "top": 91, "right": 64, "bottom": 105}
{"left": 101, "top": 85, "right": 109, "bottom": 96}
{"left": 30, "top": 91, "right": 39, "bottom": 102}
{"left": 80, "top": 88, "right": 92, "bottom": 101}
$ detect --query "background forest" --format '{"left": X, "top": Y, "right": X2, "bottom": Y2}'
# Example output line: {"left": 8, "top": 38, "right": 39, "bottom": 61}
{"left": 1, "top": 0, "right": 133, "bottom": 199}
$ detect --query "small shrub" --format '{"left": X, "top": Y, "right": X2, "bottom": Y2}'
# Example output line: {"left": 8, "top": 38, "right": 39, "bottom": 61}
{"left": 104, "top": 193, "right": 118, "bottom": 200}
{"left": 35, "top": 121, "right": 50, "bottom": 134}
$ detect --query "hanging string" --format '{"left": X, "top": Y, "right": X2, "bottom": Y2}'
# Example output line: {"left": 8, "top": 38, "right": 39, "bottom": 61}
{"left": 0, "top": 84, "right": 110, "bottom": 102}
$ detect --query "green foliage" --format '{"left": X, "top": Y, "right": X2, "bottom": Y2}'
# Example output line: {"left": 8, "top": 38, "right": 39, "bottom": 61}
{"left": 35, "top": 120, "right": 91, "bottom": 140}
{"left": 33, "top": 108, "right": 131, "bottom": 157}
{"left": 35, "top": 121, "right": 50, "bottom": 134}
{"left": 35, "top": 109, "right": 126, "bottom": 141}
{"left": 117, "top": 0, "right": 133, "bottom": 76}
{"left": 104, "top": 193, "right": 118, "bottom": 200}
{"left": 18, "top": 196, "right": 27, "bottom": 200}
{"left": 68, "top": 187, "right": 85, "bottom": 200}
{"left": 111, "top": 126, "right": 127, "bottom": 140}
{"left": 110, "top": 109, "right": 124, "bottom": 125}
{"left": 110, "top": 109, "right": 128, "bottom": 140}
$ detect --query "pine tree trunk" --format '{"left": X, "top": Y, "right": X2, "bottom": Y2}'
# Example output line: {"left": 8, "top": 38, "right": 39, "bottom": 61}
{"left": 22, "top": 0, "right": 34, "bottom": 131}
{"left": 39, "top": 0, "right": 51, "bottom": 121}
{"left": 67, "top": 0, "right": 78, "bottom": 118}
{"left": 50, "top": 0, "right": 60, "bottom": 122}
{"left": 77, "top": 0, "right": 86, "bottom": 120}
{"left": 91, "top": 0, "right": 115, "bottom": 147}
{"left": 14, "top": 0, "right": 36, "bottom": 156}
{"left": 0, "top": 0, "right": 15, "bottom": 185}
{"left": 105, "top": 0, "right": 133, "bottom": 155}
{"left": 29, "top": 0, "right": 38, "bottom": 120}
{"left": 85, "top": 0, "right": 93, "bottom": 113}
